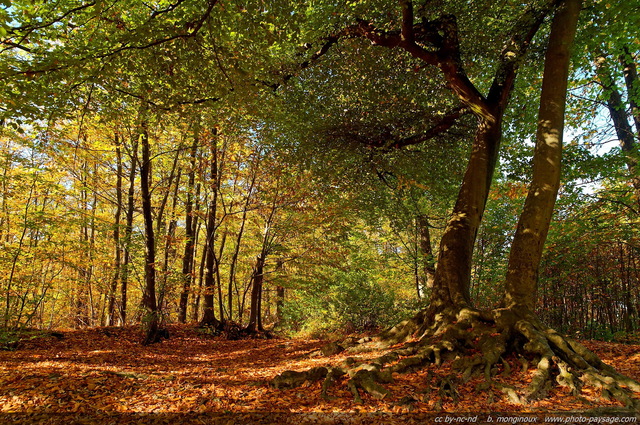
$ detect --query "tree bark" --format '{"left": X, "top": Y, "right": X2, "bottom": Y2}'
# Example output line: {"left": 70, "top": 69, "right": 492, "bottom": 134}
{"left": 227, "top": 170, "right": 256, "bottom": 320}
{"left": 595, "top": 56, "right": 639, "bottom": 179}
{"left": 200, "top": 127, "right": 221, "bottom": 328}
{"left": 416, "top": 214, "right": 435, "bottom": 295}
{"left": 139, "top": 110, "right": 160, "bottom": 345}
{"left": 247, "top": 255, "right": 265, "bottom": 333}
{"left": 108, "top": 132, "right": 123, "bottom": 326}
{"left": 120, "top": 130, "right": 138, "bottom": 326}
{"left": 620, "top": 47, "right": 640, "bottom": 139}
{"left": 427, "top": 115, "right": 503, "bottom": 314}
{"left": 178, "top": 128, "right": 200, "bottom": 323}
{"left": 504, "top": 0, "right": 581, "bottom": 311}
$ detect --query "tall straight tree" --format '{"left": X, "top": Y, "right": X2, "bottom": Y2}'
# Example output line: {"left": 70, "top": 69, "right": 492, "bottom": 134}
{"left": 178, "top": 123, "right": 201, "bottom": 323}
{"left": 139, "top": 105, "right": 160, "bottom": 345}
{"left": 107, "top": 131, "right": 123, "bottom": 326}
{"left": 200, "top": 127, "right": 222, "bottom": 328}
{"left": 120, "top": 127, "right": 138, "bottom": 326}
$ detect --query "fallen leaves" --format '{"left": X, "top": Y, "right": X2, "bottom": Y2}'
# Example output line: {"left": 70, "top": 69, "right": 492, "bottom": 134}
{"left": 0, "top": 324, "right": 638, "bottom": 423}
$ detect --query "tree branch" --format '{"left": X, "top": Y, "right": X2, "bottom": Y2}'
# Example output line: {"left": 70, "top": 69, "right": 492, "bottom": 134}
{"left": 487, "top": 0, "right": 559, "bottom": 109}
{"left": 393, "top": 107, "right": 469, "bottom": 148}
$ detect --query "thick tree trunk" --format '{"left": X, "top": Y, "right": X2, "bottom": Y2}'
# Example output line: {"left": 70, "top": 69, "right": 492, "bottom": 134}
{"left": 504, "top": 0, "right": 581, "bottom": 311}
{"left": 378, "top": 115, "right": 503, "bottom": 345}
{"left": 428, "top": 115, "right": 502, "bottom": 309}
{"left": 369, "top": 0, "right": 555, "bottom": 347}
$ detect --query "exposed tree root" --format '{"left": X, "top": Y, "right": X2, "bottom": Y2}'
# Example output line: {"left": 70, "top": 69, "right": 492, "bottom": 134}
{"left": 197, "top": 320, "right": 274, "bottom": 340}
{"left": 271, "top": 307, "right": 640, "bottom": 409}
{"left": 142, "top": 327, "right": 170, "bottom": 345}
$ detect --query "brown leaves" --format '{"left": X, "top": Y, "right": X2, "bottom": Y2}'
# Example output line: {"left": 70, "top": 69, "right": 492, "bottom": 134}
{"left": 0, "top": 325, "right": 638, "bottom": 418}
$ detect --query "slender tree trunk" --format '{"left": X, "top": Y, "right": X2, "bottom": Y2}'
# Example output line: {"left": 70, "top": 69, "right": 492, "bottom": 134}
{"left": 247, "top": 255, "right": 265, "bottom": 333}
{"left": 157, "top": 169, "right": 181, "bottom": 312}
{"left": 87, "top": 163, "right": 98, "bottom": 326}
{"left": 108, "top": 133, "right": 123, "bottom": 326}
{"left": 504, "top": 0, "right": 581, "bottom": 311}
{"left": 121, "top": 132, "right": 138, "bottom": 326}
{"left": 178, "top": 130, "right": 200, "bottom": 323}
{"left": 215, "top": 231, "right": 226, "bottom": 321}
{"left": 192, "top": 216, "right": 205, "bottom": 322}
{"left": 276, "top": 285, "right": 285, "bottom": 324}
{"left": 595, "top": 56, "right": 639, "bottom": 178}
{"left": 200, "top": 128, "right": 221, "bottom": 327}
{"left": 227, "top": 172, "right": 256, "bottom": 320}
{"left": 76, "top": 159, "right": 91, "bottom": 328}
{"left": 139, "top": 111, "right": 160, "bottom": 345}
{"left": 417, "top": 214, "right": 435, "bottom": 294}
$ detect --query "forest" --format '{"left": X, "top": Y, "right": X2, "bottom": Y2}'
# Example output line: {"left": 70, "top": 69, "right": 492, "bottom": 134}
{"left": 0, "top": 0, "right": 639, "bottom": 422}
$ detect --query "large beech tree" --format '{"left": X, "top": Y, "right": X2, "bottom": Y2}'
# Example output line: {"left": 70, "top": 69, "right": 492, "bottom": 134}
{"left": 271, "top": 0, "right": 640, "bottom": 406}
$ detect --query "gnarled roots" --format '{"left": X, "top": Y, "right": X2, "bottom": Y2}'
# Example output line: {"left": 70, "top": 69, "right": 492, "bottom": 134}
{"left": 271, "top": 307, "right": 640, "bottom": 408}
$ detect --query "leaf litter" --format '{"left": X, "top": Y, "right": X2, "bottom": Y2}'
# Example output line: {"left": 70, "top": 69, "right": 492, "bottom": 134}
{"left": 0, "top": 325, "right": 638, "bottom": 424}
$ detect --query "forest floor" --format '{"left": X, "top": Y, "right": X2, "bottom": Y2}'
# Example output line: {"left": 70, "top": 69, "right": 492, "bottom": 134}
{"left": 0, "top": 325, "right": 639, "bottom": 425}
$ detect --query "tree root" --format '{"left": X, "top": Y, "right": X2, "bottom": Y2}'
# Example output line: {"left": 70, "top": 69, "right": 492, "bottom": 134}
{"left": 270, "top": 307, "right": 640, "bottom": 408}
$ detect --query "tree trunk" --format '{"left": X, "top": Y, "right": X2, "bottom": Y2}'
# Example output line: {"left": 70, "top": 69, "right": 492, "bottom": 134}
{"left": 192, "top": 215, "right": 205, "bottom": 322}
{"left": 157, "top": 168, "right": 181, "bottom": 313}
{"left": 75, "top": 158, "right": 92, "bottom": 328}
{"left": 139, "top": 111, "right": 160, "bottom": 345}
{"left": 215, "top": 231, "right": 226, "bottom": 321}
{"left": 178, "top": 128, "right": 200, "bottom": 323}
{"left": 120, "top": 131, "right": 138, "bottom": 326}
{"left": 595, "top": 55, "right": 639, "bottom": 187}
{"left": 276, "top": 285, "right": 285, "bottom": 325}
{"left": 227, "top": 171, "right": 256, "bottom": 321}
{"left": 504, "top": 0, "right": 580, "bottom": 311}
{"left": 416, "top": 214, "right": 435, "bottom": 295}
{"left": 246, "top": 255, "right": 265, "bottom": 333}
{"left": 620, "top": 47, "right": 640, "bottom": 139}
{"left": 108, "top": 132, "right": 123, "bottom": 326}
{"left": 200, "top": 128, "right": 221, "bottom": 328}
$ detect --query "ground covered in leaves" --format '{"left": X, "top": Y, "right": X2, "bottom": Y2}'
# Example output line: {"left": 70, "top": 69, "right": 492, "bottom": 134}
{"left": 1, "top": 325, "right": 639, "bottom": 424}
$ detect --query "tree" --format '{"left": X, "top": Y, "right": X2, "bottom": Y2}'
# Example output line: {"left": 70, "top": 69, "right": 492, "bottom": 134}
{"left": 138, "top": 105, "right": 161, "bottom": 345}
{"left": 178, "top": 121, "right": 201, "bottom": 323}
{"left": 271, "top": 0, "right": 640, "bottom": 406}
{"left": 199, "top": 126, "right": 223, "bottom": 328}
